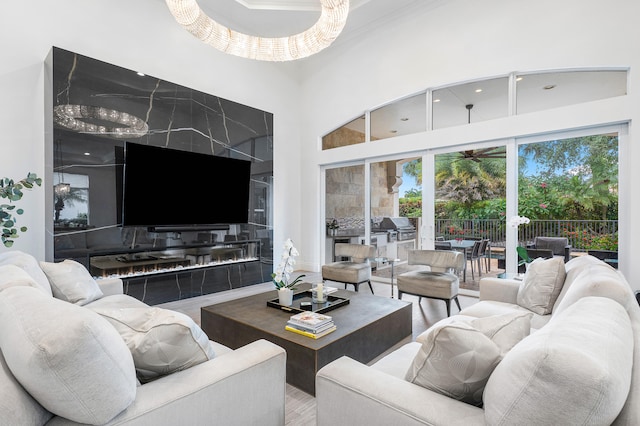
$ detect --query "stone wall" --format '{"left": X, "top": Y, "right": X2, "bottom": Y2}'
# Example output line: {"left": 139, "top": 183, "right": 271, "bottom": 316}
{"left": 325, "top": 162, "right": 397, "bottom": 228}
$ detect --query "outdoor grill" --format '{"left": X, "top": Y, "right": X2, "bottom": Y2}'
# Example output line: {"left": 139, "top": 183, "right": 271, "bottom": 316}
{"left": 375, "top": 217, "right": 416, "bottom": 241}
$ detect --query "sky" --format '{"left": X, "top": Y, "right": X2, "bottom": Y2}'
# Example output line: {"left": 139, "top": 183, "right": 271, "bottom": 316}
{"left": 399, "top": 171, "right": 418, "bottom": 197}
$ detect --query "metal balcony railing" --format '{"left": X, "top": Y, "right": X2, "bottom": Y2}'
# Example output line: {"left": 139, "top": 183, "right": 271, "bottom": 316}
{"left": 435, "top": 219, "right": 618, "bottom": 251}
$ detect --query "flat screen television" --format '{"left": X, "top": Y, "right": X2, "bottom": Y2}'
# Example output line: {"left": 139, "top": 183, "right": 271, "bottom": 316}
{"left": 121, "top": 142, "right": 251, "bottom": 229}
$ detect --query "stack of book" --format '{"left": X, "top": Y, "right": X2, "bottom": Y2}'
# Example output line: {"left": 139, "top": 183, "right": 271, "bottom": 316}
{"left": 285, "top": 311, "right": 336, "bottom": 339}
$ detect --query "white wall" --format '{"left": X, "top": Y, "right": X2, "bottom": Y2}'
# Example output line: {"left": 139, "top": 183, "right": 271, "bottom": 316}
{"left": 1, "top": 0, "right": 638, "bottom": 288}
{"left": 0, "top": 0, "right": 302, "bottom": 260}
{"left": 297, "top": 0, "right": 640, "bottom": 287}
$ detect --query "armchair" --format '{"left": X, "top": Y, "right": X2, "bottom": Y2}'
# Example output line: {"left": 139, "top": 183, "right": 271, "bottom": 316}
{"left": 588, "top": 249, "right": 618, "bottom": 269}
{"left": 397, "top": 250, "right": 465, "bottom": 316}
{"left": 528, "top": 236, "right": 571, "bottom": 262}
{"left": 525, "top": 248, "right": 554, "bottom": 260}
{"left": 322, "top": 243, "right": 376, "bottom": 293}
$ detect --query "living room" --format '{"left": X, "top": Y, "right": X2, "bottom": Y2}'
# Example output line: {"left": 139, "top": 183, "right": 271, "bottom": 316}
{"left": 1, "top": 0, "right": 639, "bottom": 424}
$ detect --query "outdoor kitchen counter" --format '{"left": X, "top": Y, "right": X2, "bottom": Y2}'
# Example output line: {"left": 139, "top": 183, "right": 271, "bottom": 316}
{"left": 325, "top": 232, "right": 388, "bottom": 262}
{"left": 326, "top": 228, "right": 365, "bottom": 237}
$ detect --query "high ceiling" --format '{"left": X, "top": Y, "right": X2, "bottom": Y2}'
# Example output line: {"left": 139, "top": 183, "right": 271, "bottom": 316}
{"left": 199, "top": 0, "right": 426, "bottom": 41}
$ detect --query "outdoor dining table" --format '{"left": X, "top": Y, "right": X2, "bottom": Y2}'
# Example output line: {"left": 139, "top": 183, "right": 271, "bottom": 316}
{"left": 444, "top": 239, "right": 477, "bottom": 282}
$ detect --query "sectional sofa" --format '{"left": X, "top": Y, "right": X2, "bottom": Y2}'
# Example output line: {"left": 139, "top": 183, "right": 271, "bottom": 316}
{"left": 0, "top": 251, "right": 286, "bottom": 425}
{"left": 317, "top": 255, "right": 640, "bottom": 425}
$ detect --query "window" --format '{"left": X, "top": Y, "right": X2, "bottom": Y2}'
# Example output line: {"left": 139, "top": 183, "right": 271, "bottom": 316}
{"left": 516, "top": 70, "right": 627, "bottom": 115}
{"left": 432, "top": 77, "right": 509, "bottom": 129}
{"left": 322, "top": 116, "right": 366, "bottom": 150}
{"left": 53, "top": 173, "right": 89, "bottom": 228}
{"left": 370, "top": 93, "right": 426, "bottom": 140}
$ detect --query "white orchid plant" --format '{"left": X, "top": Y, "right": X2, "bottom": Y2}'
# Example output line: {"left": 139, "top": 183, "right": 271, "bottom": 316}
{"left": 507, "top": 215, "right": 530, "bottom": 228}
{"left": 272, "top": 238, "right": 306, "bottom": 290}
{"left": 508, "top": 215, "right": 532, "bottom": 265}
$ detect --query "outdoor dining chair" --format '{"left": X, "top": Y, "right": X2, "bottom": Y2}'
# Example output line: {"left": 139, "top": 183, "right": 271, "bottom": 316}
{"left": 465, "top": 240, "right": 483, "bottom": 281}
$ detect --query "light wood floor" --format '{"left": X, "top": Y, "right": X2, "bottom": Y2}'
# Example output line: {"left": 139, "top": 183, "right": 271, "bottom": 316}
{"left": 157, "top": 271, "right": 483, "bottom": 426}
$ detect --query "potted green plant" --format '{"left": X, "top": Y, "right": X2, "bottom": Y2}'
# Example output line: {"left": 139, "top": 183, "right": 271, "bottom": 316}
{"left": 0, "top": 173, "right": 42, "bottom": 247}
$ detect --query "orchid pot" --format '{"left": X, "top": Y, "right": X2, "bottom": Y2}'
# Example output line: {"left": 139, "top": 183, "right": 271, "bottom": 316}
{"left": 277, "top": 287, "right": 294, "bottom": 306}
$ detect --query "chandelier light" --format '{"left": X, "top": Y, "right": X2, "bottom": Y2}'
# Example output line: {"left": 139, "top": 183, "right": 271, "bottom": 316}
{"left": 53, "top": 105, "right": 149, "bottom": 138}
{"left": 54, "top": 182, "right": 71, "bottom": 197}
{"left": 165, "top": 0, "right": 350, "bottom": 62}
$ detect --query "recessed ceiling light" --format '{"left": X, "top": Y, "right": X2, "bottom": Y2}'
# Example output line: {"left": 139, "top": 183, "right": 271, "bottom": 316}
{"left": 400, "top": 118, "right": 409, "bottom": 121}
{"left": 84, "top": 152, "right": 90, "bottom": 156}
{"left": 433, "top": 99, "right": 441, "bottom": 103}
{"left": 390, "top": 130, "right": 398, "bottom": 133}
{"left": 136, "top": 71, "right": 145, "bottom": 76}
{"left": 516, "top": 76, "right": 524, "bottom": 81}
{"left": 475, "top": 89, "right": 483, "bottom": 93}
{"left": 543, "top": 84, "right": 556, "bottom": 90}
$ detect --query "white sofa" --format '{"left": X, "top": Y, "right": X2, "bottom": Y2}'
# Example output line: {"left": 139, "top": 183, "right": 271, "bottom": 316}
{"left": 0, "top": 251, "right": 286, "bottom": 426}
{"left": 316, "top": 255, "right": 640, "bottom": 425}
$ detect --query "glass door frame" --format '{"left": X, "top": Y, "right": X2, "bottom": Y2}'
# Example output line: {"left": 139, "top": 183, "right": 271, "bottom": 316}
{"left": 321, "top": 123, "right": 628, "bottom": 274}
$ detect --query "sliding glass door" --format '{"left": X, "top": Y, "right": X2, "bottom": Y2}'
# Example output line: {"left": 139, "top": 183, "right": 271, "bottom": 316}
{"left": 324, "top": 165, "right": 365, "bottom": 262}
{"left": 322, "top": 126, "right": 623, "bottom": 290}
{"left": 517, "top": 131, "right": 619, "bottom": 264}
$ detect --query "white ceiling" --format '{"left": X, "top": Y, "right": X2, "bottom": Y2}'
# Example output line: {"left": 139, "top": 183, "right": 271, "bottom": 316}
{"left": 199, "top": 0, "right": 425, "bottom": 39}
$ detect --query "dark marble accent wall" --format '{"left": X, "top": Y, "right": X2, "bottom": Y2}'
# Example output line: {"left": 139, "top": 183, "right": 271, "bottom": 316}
{"left": 51, "top": 47, "right": 273, "bottom": 303}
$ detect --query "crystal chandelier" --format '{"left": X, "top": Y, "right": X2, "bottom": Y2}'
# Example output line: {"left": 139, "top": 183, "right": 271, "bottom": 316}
{"left": 165, "top": 0, "right": 350, "bottom": 62}
{"left": 53, "top": 139, "right": 70, "bottom": 202}
{"left": 53, "top": 105, "right": 148, "bottom": 138}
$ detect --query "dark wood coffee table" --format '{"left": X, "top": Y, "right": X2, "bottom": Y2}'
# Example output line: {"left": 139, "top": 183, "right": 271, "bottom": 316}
{"left": 200, "top": 283, "right": 412, "bottom": 395}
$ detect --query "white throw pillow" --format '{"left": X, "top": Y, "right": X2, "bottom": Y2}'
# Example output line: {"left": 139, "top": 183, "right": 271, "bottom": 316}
{"left": 0, "top": 250, "right": 52, "bottom": 296}
{"left": 406, "top": 311, "right": 532, "bottom": 405}
{"left": 0, "top": 286, "right": 136, "bottom": 424}
{"left": 405, "top": 321, "right": 501, "bottom": 405}
{"left": 470, "top": 311, "right": 532, "bottom": 355}
{"left": 517, "top": 256, "right": 566, "bottom": 315}
{"left": 0, "top": 264, "right": 42, "bottom": 292}
{"left": 40, "top": 259, "right": 103, "bottom": 305}
{"left": 90, "top": 305, "right": 216, "bottom": 382}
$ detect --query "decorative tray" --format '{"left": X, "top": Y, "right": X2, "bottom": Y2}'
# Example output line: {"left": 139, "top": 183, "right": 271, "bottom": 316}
{"left": 267, "top": 290, "right": 349, "bottom": 314}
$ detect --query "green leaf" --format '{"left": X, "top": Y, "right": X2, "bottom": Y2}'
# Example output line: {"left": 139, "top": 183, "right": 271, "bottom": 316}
{"left": 516, "top": 246, "right": 530, "bottom": 263}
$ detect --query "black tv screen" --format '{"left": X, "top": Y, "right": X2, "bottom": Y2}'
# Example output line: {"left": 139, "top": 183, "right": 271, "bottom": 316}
{"left": 121, "top": 142, "right": 251, "bottom": 228}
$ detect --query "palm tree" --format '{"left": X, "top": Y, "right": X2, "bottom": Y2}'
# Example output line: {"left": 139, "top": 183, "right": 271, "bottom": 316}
{"left": 435, "top": 154, "right": 506, "bottom": 208}
{"left": 54, "top": 187, "right": 87, "bottom": 223}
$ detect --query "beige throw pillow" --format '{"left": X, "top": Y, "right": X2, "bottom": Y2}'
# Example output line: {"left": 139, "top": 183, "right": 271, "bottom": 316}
{"left": 0, "top": 286, "right": 136, "bottom": 424}
{"left": 517, "top": 256, "right": 566, "bottom": 315}
{"left": 90, "top": 305, "right": 216, "bottom": 382}
{"left": 405, "top": 312, "right": 532, "bottom": 405}
{"left": 40, "top": 259, "right": 103, "bottom": 305}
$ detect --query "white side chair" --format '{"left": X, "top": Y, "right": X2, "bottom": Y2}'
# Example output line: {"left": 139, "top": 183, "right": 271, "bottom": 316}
{"left": 397, "top": 249, "right": 465, "bottom": 316}
{"left": 321, "top": 243, "right": 376, "bottom": 293}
